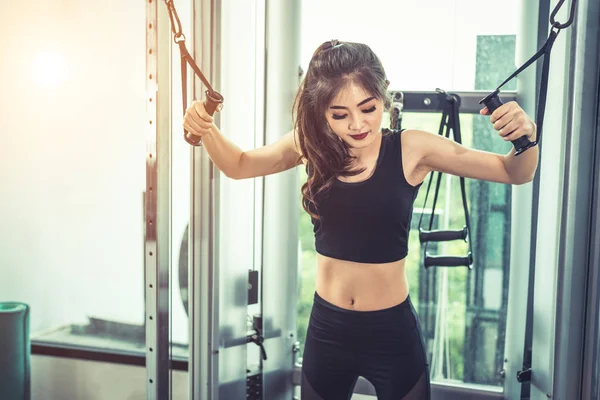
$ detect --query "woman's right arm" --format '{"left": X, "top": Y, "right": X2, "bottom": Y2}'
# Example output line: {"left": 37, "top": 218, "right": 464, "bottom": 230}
{"left": 184, "top": 100, "right": 304, "bottom": 180}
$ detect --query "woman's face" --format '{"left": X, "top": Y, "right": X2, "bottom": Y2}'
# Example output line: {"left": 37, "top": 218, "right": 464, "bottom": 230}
{"left": 325, "top": 81, "right": 385, "bottom": 150}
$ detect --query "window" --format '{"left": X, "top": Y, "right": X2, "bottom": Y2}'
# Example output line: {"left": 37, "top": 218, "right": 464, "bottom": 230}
{"left": 300, "top": 0, "right": 521, "bottom": 93}
{"left": 297, "top": 0, "right": 520, "bottom": 389}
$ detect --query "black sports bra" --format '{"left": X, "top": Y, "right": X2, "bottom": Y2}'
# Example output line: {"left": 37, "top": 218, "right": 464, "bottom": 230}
{"left": 310, "top": 129, "right": 422, "bottom": 263}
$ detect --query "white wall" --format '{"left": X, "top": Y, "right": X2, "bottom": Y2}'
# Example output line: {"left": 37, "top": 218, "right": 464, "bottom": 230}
{"left": 0, "top": 0, "right": 147, "bottom": 331}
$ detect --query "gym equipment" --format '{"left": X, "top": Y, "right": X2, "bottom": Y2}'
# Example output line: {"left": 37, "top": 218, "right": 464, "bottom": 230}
{"left": 417, "top": 89, "right": 474, "bottom": 269}
{"left": 163, "top": 0, "right": 224, "bottom": 146}
{"left": 510, "top": 0, "right": 579, "bottom": 394}
{"left": 479, "top": 0, "right": 578, "bottom": 156}
{"left": 389, "top": 91, "right": 404, "bottom": 131}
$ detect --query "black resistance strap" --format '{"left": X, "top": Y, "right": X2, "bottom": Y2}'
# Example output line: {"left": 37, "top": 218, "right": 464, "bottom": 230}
{"left": 479, "top": 0, "right": 577, "bottom": 157}
{"left": 417, "top": 90, "right": 474, "bottom": 270}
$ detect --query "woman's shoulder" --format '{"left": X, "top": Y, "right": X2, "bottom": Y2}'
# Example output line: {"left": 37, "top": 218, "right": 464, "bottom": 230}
{"left": 394, "top": 128, "right": 429, "bottom": 148}
{"left": 389, "top": 128, "right": 432, "bottom": 167}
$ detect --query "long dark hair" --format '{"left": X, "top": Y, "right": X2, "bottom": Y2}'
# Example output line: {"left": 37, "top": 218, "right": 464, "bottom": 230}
{"left": 293, "top": 40, "right": 391, "bottom": 219}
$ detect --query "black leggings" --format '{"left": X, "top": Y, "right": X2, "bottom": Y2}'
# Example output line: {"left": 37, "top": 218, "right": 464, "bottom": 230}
{"left": 301, "top": 292, "right": 430, "bottom": 400}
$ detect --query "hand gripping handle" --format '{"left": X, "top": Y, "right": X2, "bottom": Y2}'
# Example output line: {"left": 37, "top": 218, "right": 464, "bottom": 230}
{"left": 183, "top": 90, "right": 224, "bottom": 146}
{"left": 479, "top": 90, "right": 535, "bottom": 156}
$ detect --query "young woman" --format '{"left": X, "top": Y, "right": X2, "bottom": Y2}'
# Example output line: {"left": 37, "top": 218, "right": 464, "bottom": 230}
{"left": 183, "top": 40, "right": 538, "bottom": 400}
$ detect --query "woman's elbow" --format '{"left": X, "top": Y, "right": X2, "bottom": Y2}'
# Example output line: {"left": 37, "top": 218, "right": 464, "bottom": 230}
{"left": 224, "top": 169, "right": 243, "bottom": 180}
{"left": 511, "top": 174, "right": 534, "bottom": 185}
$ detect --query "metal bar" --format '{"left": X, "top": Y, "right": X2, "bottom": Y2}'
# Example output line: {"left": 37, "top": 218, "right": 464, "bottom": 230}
{"left": 145, "top": 1, "right": 158, "bottom": 398}
{"left": 582, "top": 112, "right": 600, "bottom": 399}
{"left": 254, "top": 0, "right": 266, "bottom": 312}
{"left": 554, "top": 0, "right": 599, "bottom": 399}
{"left": 156, "top": 1, "right": 173, "bottom": 397}
{"left": 396, "top": 91, "right": 517, "bottom": 114}
{"left": 529, "top": 0, "right": 572, "bottom": 397}
{"left": 260, "top": 0, "right": 301, "bottom": 398}
{"left": 503, "top": 1, "right": 543, "bottom": 398}
{"left": 145, "top": 0, "right": 172, "bottom": 398}
{"left": 189, "top": 0, "right": 221, "bottom": 398}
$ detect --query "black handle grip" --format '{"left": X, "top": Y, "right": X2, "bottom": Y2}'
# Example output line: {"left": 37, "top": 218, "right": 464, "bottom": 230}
{"left": 183, "top": 90, "right": 225, "bottom": 146}
{"left": 479, "top": 90, "right": 535, "bottom": 156}
{"left": 419, "top": 227, "right": 468, "bottom": 243}
{"left": 424, "top": 252, "right": 473, "bottom": 268}
{"left": 517, "top": 368, "right": 532, "bottom": 383}
{"left": 258, "top": 340, "right": 268, "bottom": 361}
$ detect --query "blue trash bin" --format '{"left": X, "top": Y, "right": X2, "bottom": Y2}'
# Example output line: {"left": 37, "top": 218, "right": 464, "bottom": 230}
{"left": 0, "top": 302, "right": 31, "bottom": 400}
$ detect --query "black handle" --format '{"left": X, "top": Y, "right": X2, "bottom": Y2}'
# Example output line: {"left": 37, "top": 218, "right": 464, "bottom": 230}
{"left": 247, "top": 333, "right": 268, "bottom": 361}
{"left": 517, "top": 368, "right": 532, "bottom": 383}
{"left": 419, "top": 227, "right": 468, "bottom": 243}
{"left": 183, "top": 90, "right": 224, "bottom": 146}
{"left": 258, "top": 340, "right": 268, "bottom": 361}
{"left": 424, "top": 252, "right": 473, "bottom": 269}
{"left": 479, "top": 90, "right": 536, "bottom": 156}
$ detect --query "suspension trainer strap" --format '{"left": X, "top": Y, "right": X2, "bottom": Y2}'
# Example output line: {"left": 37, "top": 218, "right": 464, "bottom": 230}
{"left": 417, "top": 108, "right": 448, "bottom": 236}
{"left": 483, "top": 0, "right": 577, "bottom": 153}
{"left": 163, "top": 0, "right": 224, "bottom": 147}
{"left": 496, "top": 29, "right": 559, "bottom": 149}
{"left": 417, "top": 92, "right": 473, "bottom": 268}
{"left": 450, "top": 97, "right": 474, "bottom": 263}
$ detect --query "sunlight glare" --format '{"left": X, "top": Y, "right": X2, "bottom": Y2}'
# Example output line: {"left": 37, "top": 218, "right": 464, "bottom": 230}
{"left": 31, "top": 51, "right": 68, "bottom": 88}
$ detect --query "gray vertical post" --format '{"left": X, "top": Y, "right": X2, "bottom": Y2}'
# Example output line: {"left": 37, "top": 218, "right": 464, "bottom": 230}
{"left": 261, "top": 0, "right": 301, "bottom": 398}
{"left": 502, "top": 0, "right": 541, "bottom": 398}
{"left": 189, "top": 0, "right": 221, "bottom": 399}
{"left": 553, "top": 0, "right": 599, "bottom": 398}
{"left": 529, "top": 1, "right": 575, "bottom": 399}
{"left": 146, "top": 0, "right": 173, "bottom": 399}
{"left": 582, "top": 108, "right": 600, "bottom": 397}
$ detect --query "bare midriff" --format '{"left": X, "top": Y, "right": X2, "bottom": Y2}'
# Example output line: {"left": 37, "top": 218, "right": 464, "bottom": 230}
{"left": 306, "top": 130, "right": 423, "bottom": 312}
{"left": 315, "top": 253, "right": 410, "bottom": 311}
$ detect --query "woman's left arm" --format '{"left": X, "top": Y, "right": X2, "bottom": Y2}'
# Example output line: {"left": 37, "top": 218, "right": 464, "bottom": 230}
{"left": 411, "top": 101, "right": 538, "bottom": 185}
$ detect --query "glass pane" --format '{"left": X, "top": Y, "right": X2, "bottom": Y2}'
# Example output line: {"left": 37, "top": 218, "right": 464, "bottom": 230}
{"left": 405, "top": 110, "right": 512, "bottom": 387}
{"left": 300, "top": 0, "right": 521, "bottom": 92}
{"left": 0, "top": 1, "right": 148, "bottom": 353}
